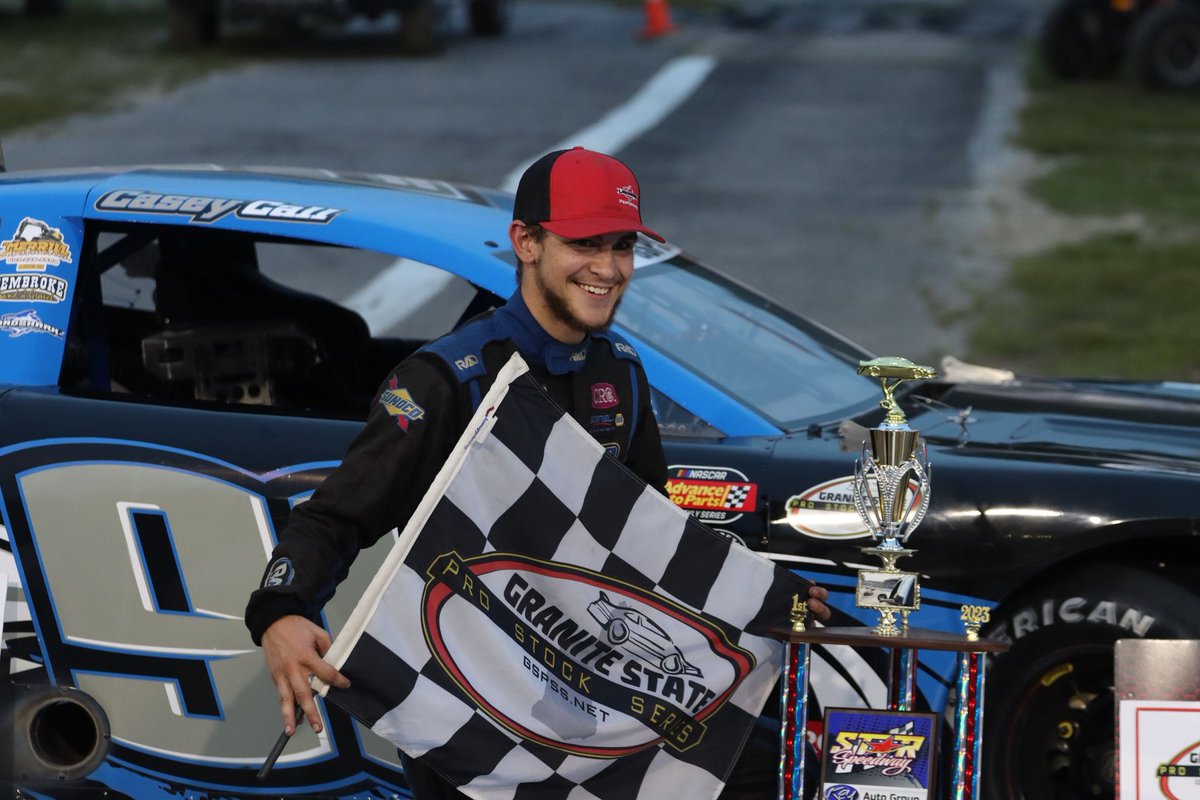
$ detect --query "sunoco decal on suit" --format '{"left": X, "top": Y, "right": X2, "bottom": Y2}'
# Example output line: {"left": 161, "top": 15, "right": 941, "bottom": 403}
{"left": 666, "top": 465, "right": 757, "bottom": 525}
{"left": 380, "top": 376, "right": 425, "bottom": 431}
{"left": 422, "top": 551, "right": 754, "bottom": 756}
{"left": 0, "top": 218, "right": 73, "bottom": 272}
{"left": 94, "top": 190, "right": 343, "bottom": 224}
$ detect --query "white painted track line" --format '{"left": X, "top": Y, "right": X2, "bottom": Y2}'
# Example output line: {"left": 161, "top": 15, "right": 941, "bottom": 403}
{"left": 346, "top": 54, "right": 718, "bottom": 333}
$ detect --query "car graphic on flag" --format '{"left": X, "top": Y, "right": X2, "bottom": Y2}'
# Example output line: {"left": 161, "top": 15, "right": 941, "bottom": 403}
{"left": 587, "top": 591, "right": 703, "bottom": 678}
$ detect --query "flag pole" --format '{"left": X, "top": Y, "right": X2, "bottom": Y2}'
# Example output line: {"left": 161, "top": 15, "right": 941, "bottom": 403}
{"left": 256, "top": 706, "right": 302, "bottom": 781}
{"left": 256, "top": 728, "right": 292, "bottom": 781}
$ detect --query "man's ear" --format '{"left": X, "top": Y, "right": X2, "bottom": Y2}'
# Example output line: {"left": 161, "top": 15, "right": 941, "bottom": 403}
{"left": 510, "top": 221, "right": 539, "bottom": 265}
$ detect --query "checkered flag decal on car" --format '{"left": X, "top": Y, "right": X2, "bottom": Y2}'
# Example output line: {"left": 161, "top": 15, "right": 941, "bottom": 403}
{"left": 723, "top": 484, "right": 752, "bottom": 509}
{"left": 318, "top": 354, "right": 814, "bottom": 800}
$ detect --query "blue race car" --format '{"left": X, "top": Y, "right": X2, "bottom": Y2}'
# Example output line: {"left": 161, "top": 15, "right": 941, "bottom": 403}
{"left": 1, "top": 165, "right": 1198, "bottom": 799}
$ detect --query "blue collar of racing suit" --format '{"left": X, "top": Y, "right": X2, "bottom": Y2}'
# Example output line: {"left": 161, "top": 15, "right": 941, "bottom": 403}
{"left": 494, "top": 290, "right": 590, "bottom": 376}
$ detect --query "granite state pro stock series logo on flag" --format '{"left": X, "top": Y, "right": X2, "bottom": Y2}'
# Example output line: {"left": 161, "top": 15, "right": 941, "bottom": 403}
{"left": 317, "top": 355, "right": 808, "bottom": 800}
{"left": 419, "top": 551, "right": 752, "bottom": 758}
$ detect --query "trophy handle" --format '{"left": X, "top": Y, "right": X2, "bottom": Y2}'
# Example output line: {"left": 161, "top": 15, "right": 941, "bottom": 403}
{"left": 897, "top": 450, "right": 931, "bottom": 544}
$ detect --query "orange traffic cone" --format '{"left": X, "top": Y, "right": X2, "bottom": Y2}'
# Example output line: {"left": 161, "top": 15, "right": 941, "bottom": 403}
{"left": 639, "top": 0, "right": 678, "bottom": 39}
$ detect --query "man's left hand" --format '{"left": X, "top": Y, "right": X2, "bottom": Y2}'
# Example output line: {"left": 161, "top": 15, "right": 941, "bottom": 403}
{"left": 805, "top": 584, "right": 832, "bottom": 623}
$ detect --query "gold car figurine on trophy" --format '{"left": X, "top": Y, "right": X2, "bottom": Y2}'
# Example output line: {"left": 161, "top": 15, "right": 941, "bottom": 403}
{"left": 852, "top": 357, "right": 937, "bottom": 635}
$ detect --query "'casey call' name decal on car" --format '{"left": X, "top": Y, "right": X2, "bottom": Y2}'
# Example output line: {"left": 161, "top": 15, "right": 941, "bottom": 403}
{"left": 94, "top": 190, "right": 344, "bottom": 224}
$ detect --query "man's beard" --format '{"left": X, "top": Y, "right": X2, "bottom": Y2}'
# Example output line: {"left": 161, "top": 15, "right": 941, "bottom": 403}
{"left": 527, "top": 265, "right": 624, "bottom": 334}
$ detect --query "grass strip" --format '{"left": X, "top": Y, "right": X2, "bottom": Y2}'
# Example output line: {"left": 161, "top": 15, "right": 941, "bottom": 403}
{"left": 0, "top": 0, "right": 230, "bottom": 134}
{"left": 967, "top": 57, "right": 1200, "bottom": 381}
{"left": 970, "top": 232, "right": 1200, "bottom": 381}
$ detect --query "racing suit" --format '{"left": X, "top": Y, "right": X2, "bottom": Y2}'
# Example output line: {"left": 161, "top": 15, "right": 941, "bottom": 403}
{"left": 246, "top": 289, "right": 666, "bottom": 642}
{"left": 245, "top": 290, "right": 666, "bottom": 799}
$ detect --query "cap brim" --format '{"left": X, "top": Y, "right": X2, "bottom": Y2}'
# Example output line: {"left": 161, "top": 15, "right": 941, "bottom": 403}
{"left": 542, "top": 217, "right": 666, "bottom": 243}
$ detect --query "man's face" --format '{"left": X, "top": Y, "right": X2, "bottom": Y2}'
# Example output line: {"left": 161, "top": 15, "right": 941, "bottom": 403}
{"left": 518, "top": 228, "right": 637, "bottom": 343}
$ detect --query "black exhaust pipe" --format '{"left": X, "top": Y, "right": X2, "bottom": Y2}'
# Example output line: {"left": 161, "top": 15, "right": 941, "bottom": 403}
{"left": 2, "top": 685, "right": 111, "bottom": 784}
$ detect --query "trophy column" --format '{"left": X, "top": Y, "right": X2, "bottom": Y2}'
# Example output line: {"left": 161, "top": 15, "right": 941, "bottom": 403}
{"left": 771, "top": 624, "right": 1008, "bottom": 800}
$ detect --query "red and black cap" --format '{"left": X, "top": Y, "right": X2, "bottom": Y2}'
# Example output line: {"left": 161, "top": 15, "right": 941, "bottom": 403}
{"left": 513, "top": 147, "right": 665, "bottom": 242}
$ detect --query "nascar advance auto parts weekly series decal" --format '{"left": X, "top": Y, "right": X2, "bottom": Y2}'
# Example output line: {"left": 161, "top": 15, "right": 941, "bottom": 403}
{"left": 666, "top": 465, "right": 757, "bottom": 526}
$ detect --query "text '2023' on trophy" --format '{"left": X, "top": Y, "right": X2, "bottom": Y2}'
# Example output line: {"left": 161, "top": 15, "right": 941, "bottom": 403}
{"left": 852, "top": 357, "right": 937, "bottom": 636}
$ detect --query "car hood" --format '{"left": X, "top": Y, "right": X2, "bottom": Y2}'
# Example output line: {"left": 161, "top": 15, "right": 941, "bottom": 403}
{"left": 905, "top": 377, "right": 1200, "bottom": 473}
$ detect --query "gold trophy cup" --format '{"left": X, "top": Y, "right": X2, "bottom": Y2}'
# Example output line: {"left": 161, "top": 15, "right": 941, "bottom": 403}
{"left": 852, "top": 357, "right": 936, "bottom": 635}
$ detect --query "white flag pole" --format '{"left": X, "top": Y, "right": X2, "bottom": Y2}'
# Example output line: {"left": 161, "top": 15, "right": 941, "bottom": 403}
{"left": 314, "top": 352, "right": 529, "bottom": 688}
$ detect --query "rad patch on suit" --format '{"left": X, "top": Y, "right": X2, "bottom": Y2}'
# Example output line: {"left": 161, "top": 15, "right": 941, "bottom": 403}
{"left": 263, "top": 557, "right": 295, "bottom": 588}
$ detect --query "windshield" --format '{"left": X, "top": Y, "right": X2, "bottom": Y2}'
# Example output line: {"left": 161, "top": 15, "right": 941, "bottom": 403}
{"left": 617, "top": 256, "right": 880, "bottom": 429}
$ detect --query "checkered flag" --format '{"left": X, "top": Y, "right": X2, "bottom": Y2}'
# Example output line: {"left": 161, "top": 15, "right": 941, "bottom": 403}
{"left": 318, "top": 354, "right": 813, "bottom": 800}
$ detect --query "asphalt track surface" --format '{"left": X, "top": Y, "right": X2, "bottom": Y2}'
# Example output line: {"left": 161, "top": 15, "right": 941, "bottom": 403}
{"left": 7, "top": 0, "right": 1042, "bottom": 361}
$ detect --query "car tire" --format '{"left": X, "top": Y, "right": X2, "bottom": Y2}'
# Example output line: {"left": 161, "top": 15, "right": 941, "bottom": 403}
{"left": 468, "top": 0, "right": 508, "bottom": 36}
{"left": 982, "top": 564, "right": 1200, "bottom": 800}
{"left": 1039, "top": 0, "right": 1125, "bottom": 80}
{"left": 168, "top": 0, "right": 220, "bottom": 46}
{"left": 660, "top": 653, "right": 687, "bottom": 675}
{"left": 606, "top": 619, "right": 630, "bottom": 645}
{"left": 400, "top": 1, "right": 448, "bottom": 56}
{"left": 1130, "top": 2, "right": 1200, "bottom": 90}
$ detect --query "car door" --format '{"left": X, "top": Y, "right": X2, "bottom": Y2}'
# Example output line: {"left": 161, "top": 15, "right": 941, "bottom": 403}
{"left": 0, "top": 220, "right": 420, "bottom": 795}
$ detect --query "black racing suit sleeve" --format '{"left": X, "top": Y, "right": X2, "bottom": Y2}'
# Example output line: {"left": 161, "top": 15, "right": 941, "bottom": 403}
{"left": 625, "top": 361, "right": 668, "bottom": 495}
{"left": 245, "top": 355, "right": 464, "bottom": 646}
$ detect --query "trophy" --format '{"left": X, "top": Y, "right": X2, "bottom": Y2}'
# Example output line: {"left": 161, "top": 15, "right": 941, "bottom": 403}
{"left": 852, "top": 357, "right": 936, "bottom": 635}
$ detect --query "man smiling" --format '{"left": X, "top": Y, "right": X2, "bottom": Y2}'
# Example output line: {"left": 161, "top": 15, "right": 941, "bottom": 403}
{"left": 245, "top": 147, "right": 831, "bottom": 800}
{"left": 509, "top": 146, "right": 662, "bottom": 341}
{"left": 246, "top": 147, "right": 673, "bottom": 800}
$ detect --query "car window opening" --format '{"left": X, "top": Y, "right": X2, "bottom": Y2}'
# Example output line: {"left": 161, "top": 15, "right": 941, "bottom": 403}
{"left": 61, "top": 224, "right": 484, "bottom": 418}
